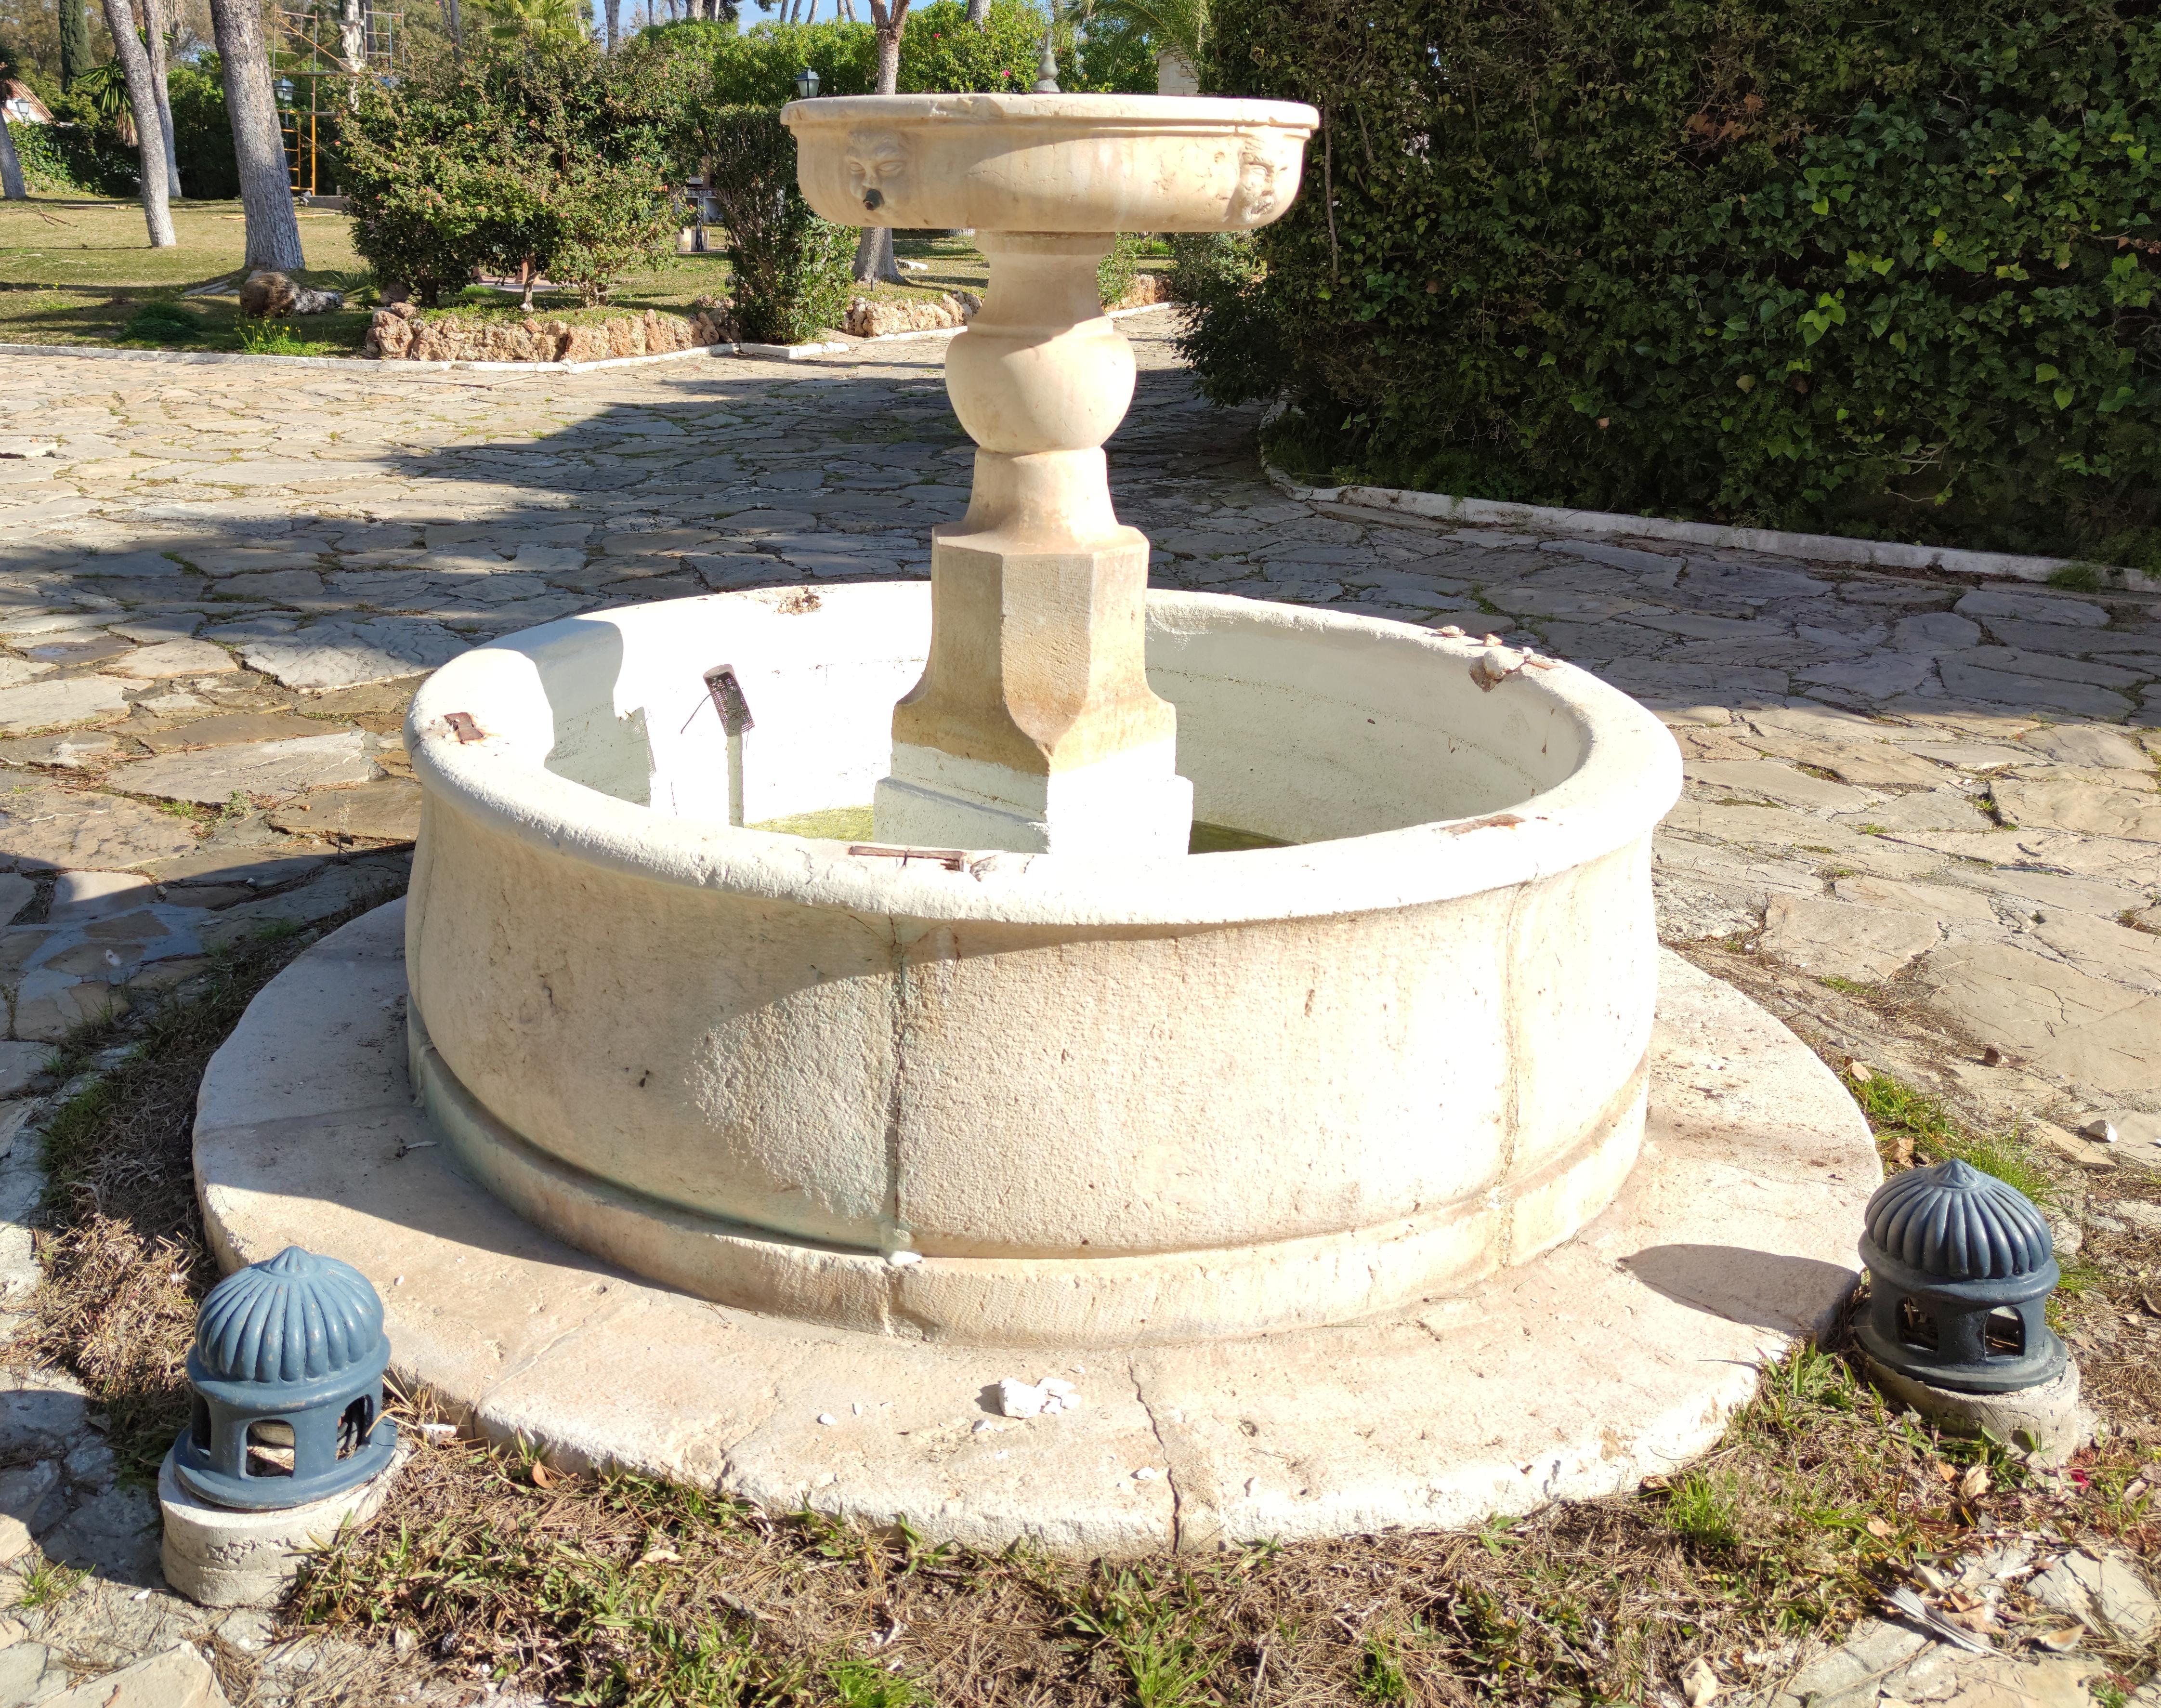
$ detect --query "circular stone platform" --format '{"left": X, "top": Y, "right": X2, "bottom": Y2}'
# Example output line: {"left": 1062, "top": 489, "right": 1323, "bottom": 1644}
{"left": 194, "top": 901, "right": 1878, "bottom": 1556}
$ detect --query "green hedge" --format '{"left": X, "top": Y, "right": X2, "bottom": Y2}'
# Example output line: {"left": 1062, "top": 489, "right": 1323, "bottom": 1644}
{"left": 1197, "top": 0, "right": 2161, "bottom": 565}
{"left": 10, "top": 118, "right": 136, "bottom": 197}
{"left": 679, "top": 2, "right": 1151, "bottom": 107}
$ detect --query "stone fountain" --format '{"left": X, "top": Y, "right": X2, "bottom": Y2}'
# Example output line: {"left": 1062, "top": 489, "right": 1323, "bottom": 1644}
{"left": 192, "top": 94, "right": 1879, "bottom": 1552}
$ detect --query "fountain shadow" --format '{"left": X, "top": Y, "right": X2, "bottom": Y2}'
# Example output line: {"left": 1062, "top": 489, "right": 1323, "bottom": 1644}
{"left": 1621, "top": 1243, "right": 1858, "bottom": 1333}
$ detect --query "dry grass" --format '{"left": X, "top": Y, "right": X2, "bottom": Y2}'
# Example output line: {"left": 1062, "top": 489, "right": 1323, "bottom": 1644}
{"left": 296, "top": 1324, "right": 2158, "bottom": 1708}
{"left": 5, "top": 905, "right": 2156, "bottom": 1705}
{"left": 8, "top": 880, "right": 404, "bottom": 1487}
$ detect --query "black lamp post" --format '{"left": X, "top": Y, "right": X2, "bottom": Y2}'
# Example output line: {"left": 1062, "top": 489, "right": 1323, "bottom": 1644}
{"left": 794, "top": 66, "right": 820, "bottom": 101}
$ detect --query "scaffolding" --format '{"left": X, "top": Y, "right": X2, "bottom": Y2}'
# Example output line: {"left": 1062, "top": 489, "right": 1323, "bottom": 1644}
{"left": 275, "top": 3, "right": 400, "bottom": 197}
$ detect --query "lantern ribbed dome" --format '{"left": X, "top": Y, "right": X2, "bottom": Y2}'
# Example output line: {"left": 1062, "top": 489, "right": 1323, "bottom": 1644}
{"left": 1862, "top": 1159, "right": 2052, "bottom": 1282}
{"left": 194, "top": 1245, "right": 387, "bottom": 1385}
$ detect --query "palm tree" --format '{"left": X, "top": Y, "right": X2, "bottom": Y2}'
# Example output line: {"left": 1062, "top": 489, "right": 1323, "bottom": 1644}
{"left": 470, "top": 0, "right": 588, "bottom": 44}
{"left": 1065, "top": 0, "right": 1204, "bottom": 88}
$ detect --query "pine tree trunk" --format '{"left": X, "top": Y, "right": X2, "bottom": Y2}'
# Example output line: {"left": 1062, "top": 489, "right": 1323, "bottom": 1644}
{"left": 102, "top": 0, "right": 178, "bottom": 246}
{"left": 141, "top": 0, "right": 183, "bottom": 199}
{"left": 603, "top": 0, "right": 619, "bottom": 48}
{"left": 209, "top": 0, "right": 306, "bottom": 271}
{"left": 964, "top": 0, "right": 985, "bottom": 24}
{"left": 851, "top": 14, "right": 906, "bottom": 286}
{"left": 0, "top": 116, "right": 25, "bottom": 200}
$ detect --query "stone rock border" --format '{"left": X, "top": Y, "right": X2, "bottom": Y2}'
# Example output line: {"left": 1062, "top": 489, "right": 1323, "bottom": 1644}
{"left": 853, "top": 299, "right": 1175, "bottom": 345}
{"left": 194, "top": 901, "right": 1879, "bottom": 1556}
{"left": 1262, "top": 460, "right": 2161, "bottom": 591}
{"left": 0, "top": 305, "right": 1180, "bottom": 372}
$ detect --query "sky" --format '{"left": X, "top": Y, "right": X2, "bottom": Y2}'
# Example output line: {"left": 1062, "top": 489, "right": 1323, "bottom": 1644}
{"left": 598, "top": 0, "right": 856, "bottom": 29}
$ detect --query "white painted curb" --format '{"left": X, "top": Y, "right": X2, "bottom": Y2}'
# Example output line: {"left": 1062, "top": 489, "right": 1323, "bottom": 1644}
{"left": 1262, "top": 460, "right": 2161, "bottom": 591}
{"left": 0, "top": 336, "right": 847, "bottom": 375}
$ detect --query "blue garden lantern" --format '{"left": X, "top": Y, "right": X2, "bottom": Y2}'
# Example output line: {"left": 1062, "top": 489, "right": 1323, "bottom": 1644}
{"left": 171, "top": 1247, "right": 398, "bottom": 1511}
{"left": 1857, "top": 1159, "right": 2066, "bottom": 1394}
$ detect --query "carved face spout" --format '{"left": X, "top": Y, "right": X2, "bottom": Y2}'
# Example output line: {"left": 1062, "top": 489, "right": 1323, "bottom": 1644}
{"left": 845, "top": 132, "right": 909, "bottom": 213}
{"left": 1224, "top": 144, "right": 1285, "bottom": 227}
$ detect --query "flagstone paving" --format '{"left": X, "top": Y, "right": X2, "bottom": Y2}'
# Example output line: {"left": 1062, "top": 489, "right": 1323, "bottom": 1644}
{"left": 0, "top": 319, "right": 2152, "bottom": 1701}
{"left": 0, "top": 313, "right": 2152, "bottom": 1132}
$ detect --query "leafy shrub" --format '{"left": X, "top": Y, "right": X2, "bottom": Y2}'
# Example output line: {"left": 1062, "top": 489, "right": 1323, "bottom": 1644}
{"left": 1197, "top": 0, "right": 2161, "bottom": 564}
{"left": 167, "top": 59, "right": 240, "bottom": 199}
{"left": 1096, "top": 232, "right": 1145, "bottom": 308}
{"left": 11, "top": 118, "right": 135, "bottom": 197}
{"left": 899, "top": 0, "right": 1052, "bottom": 95}
{"left": 704, "top": 105, "right": 853, "bottom": 344}
{"left": 341, "top": 36, "right": 685, "bottom": 307}
{"left": 120, "top": 302, "right": 203, "bottom": 344}
{"left": 1169, "top": 232, "right": 1281, "bottom": 399}
{"left": 704, "top": 19, "right": 876, "bottom": 104}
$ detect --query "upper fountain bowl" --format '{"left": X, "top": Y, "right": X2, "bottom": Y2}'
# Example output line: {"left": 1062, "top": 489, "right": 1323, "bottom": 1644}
{"left": 781, "top": 93, "right": 1319, "bottom": 233}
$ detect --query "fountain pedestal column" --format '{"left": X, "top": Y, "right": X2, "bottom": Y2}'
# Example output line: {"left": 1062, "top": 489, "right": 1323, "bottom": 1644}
{"left": 872, "top": 234, "right": 1194, "bottom": 856}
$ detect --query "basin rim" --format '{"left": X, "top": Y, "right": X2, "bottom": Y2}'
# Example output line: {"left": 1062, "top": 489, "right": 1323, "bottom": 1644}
{"left": 406, "top": 587, "right": 1682, "bottom": 930}
{"left": 780, "top": 92, "right": 1322, "bottom": 139}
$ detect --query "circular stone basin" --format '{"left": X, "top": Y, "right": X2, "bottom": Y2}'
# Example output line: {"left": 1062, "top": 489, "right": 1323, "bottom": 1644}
{"left": 783, "top": 94, "right": 1320, "bottom": 234}
{"left": 404, "top": 587, "right": 1681, "bottom": 1346}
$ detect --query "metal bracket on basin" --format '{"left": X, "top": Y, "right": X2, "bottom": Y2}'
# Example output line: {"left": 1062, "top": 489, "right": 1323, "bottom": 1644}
{"left": 704, "top": 667, "right": 756, "bottom": 827}
{"left": 444, "top": 712, "right": 485, "bottom": 744}
{"left": 703, "top": 667, "right": 755, "bottom": 736}
{"left": 848, "top": 842, "right": 970, "bottom": 871}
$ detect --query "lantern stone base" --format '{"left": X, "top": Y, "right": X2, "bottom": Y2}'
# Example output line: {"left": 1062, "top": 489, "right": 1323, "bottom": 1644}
{"left": 1862, "top": 1357, "right": 2096, "bottom": 1469}
{"left": 158, "top": 1440, "right": 411, "bottom": 1607}
{"left": 191, "top": 902, "right": 1879, "bottom": 1556}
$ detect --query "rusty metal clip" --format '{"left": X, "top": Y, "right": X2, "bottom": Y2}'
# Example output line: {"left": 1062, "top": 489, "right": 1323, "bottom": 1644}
{"left": 445, "top": 712, "right": 485, "bottom": 743}
{"left": 703, "top": 666, "right": 754, "bottom": 736}
{"left": 848, "top": 843, "right": 969, "bottom": 871}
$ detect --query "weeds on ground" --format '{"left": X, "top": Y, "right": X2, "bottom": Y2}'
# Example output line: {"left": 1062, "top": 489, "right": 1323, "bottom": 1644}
{"left": 290, "top": 1330, "right": 2159, "bottom": 1707}
{"left": 14, "top": 1560, "right": 86, "bottom": 1609}
{"left": 236, "top": 319, "right": 323, "bottom": 356}
{"left": 10, "top": 887, "right": 399, "bottom": 1486}
{"left": 1845, "top": 1065, "right": 2059, "bottom": 1202}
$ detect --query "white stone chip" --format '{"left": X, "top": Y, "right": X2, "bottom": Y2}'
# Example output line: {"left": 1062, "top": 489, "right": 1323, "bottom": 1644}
{"left": 2081, "top": 1118, "right": 2119, "bottom": 1143}
{"left": 886, "top": 1248, "right": 922, "bottom": 1267}
{"left": 816, "top": 1413, "right": 838, "bottom": 1426}
{"left": 996, "top": 1377, "right": 1082, "bottom": 1418}
{"left": 995, "top": 1378, "right": 1049, "bottom": 1419}
{"left": 1132, "top": 1467, "right": 1159, "bottom": 1481}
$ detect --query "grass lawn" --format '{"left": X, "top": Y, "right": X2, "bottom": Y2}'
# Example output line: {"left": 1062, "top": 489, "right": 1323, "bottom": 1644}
{"left": 0, "top": 199, "right": 1061, "bottom": 357}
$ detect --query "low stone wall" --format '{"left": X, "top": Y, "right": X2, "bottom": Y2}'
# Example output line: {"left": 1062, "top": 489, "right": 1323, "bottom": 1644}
{"left": 1117, "top": 272, "right": 1173, "bottom": 309}
{"left": 365, "top": 302, "right": 734, "bottom": 363}
{"left": 841, "top": 275, "right": 1169, "bottom": 341}
{"left": 843, "top": 291, "right": 980, "bottom": 339}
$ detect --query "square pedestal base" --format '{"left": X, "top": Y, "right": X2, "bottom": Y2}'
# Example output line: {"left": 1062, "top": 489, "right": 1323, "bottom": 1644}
{"left": 873, "top": 739, "right": 1193, "bottom": 857}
